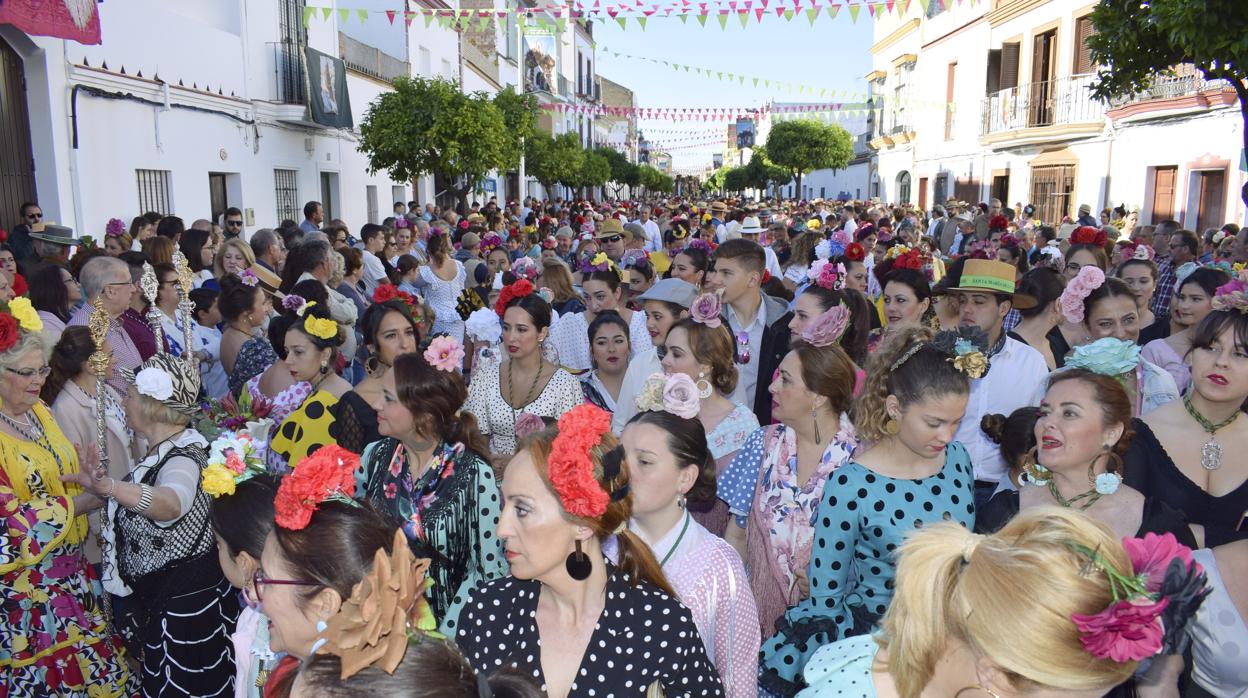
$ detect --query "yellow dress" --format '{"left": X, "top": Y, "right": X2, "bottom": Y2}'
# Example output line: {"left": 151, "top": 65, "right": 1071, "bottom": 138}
{"left": 0, "top": 402, "right": 135, "bottom": 695}
{"left": 269, "top": 390, "right": 340, "bottom": 468}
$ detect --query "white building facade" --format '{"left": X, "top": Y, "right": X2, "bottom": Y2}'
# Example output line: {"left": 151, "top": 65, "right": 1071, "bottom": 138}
{"left": 866, "top": 0, "right": 1245, "bottom": 230}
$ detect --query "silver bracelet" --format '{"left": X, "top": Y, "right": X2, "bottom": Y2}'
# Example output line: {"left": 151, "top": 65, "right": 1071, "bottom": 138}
{"left": 129, "top": 484, "right": 153, "bottom": 514}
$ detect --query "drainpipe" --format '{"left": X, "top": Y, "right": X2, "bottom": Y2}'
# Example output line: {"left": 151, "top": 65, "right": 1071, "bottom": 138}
{"left": 63, "top": 41, "right": 85, "bottom": 234}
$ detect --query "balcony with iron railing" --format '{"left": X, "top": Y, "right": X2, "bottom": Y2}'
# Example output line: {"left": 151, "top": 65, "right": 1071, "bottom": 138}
{"left": 558, "top": 75, "right": 571, "bottom": 98}
{"left": 1106, "top": 64, "right": 1238, "bottom": 119}
{"left": 979, "top": 73, "right": 1105, "bottom": 145}
{"left": 268, "top": 41, "right": 306, "bottom": 106}
{"left": 339, "top": 32, "right": 409, "bottom": 83}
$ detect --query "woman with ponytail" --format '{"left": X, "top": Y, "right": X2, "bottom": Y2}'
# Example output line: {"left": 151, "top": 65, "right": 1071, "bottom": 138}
{"left": 801, "top": 508, "right": 1207, "bottom": 698}
{"left": 452, "top": 404, "right": 725, "bottom": 698}
{"left": 759, "top": 326, "right": 981, "bottom": 695}
{"left": 356, "top": 349, "right": 506, "bottom": 625}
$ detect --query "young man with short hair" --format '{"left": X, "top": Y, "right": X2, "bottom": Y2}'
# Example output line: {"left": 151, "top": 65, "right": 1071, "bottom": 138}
{"left": 708, "top": 239, "right": 792, "bottom": 424}
{"left": 358, "top": 223, "right": 390, "bottom": 296}
{"left": 223, "top": 207, "right": 245, "bottom": 240}
{"left": 300, "top": 201, "right": 324, "bottom": 233}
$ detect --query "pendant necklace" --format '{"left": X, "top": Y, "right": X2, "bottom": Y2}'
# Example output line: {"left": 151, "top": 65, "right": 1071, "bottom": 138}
{"left": 1183, "top": 395, "right": 1239, "bottom": 471}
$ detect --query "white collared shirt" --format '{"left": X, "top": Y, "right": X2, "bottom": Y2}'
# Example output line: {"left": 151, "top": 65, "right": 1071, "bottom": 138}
{"left": 725, "top": 298, "right": 767, "bottom": 410}
{"left": 952, "top": 336, "right": 1049, "bottom": 483}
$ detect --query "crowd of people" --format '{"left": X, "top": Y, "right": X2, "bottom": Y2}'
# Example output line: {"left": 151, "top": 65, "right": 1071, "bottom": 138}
{"left": 1, "top": 193, "right": 1245, "bottom": 698}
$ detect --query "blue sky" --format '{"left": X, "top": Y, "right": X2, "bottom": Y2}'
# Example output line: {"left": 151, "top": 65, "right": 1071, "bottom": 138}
{"left": 592, "top": 15, "right": 872, "bottom": 170}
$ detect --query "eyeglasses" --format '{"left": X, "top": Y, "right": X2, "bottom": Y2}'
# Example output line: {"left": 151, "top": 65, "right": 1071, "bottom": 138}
{"left": 735, "top": 330, "right": 751, "bottom": 365}
{"left": 6, "top": 366, "right": 51, "bottom": 380}
{"left": 252, "top": 568, "right": 318, "bottom": 603}
{"left": 226, "top": 220, "right": 244, "bottom": 228}
{"left": 105, "top": 281, "right": 134, "bottom": 290}
{"left": 600, "top": 235, "right": 622, "bottom": 244}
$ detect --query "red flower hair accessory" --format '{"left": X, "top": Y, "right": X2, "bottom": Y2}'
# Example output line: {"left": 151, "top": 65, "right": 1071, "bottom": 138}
{"left": 372, "top": 284, "right": 422, "bottom": 321}
{"left": 547, "top": 404, "right": 613, "bottom": 519}
{"left": 893, "top": 249, "right": 925, "bottom": 272}
{"left": 274, "top": 445, "right": 362, "bottom": 530}
{"left": 495, "top": 279, "right": 535, "bottom": 318}
{"left": 1072, "top": 226, "right": 1108, "bottom": 247}
{"left": 988, "top": 215, "right": 1011, "bottom": 232}
{"left": 844, "top": 242, "right": 866, "bottom": 263}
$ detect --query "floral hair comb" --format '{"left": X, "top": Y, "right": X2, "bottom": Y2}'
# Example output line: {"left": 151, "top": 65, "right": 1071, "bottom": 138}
{"left": 930, "top": 327, "right": 990, "bottom": 379}
{"left": 238, "top": 268, "right": 259, "bottom": 287}
{"left": 548, "top": 404, "right": 617, "bottom": 519}
{"left": 274, "top": 445, "right": 362, "bottom": 530}
{"left": 800, "top": 304, "right": 850, "bottom": 348}
{"left": 105, "top": 218, "right": 126, "bottom": 238}
{"left": 495, "top": 279, "right": 535, "bottom": 318}
{"left": 423, "top": 335, "right": 464, "bottom": 373}
{"left": 1211, "top": 278, "right": 1248, "bottom": 313}
{"left": 283, "top": 295, "right": 315, "bottom": 317}
{"left": 689, "top": 292, "right": 722, "bottom": 328}
{"left": 1060, "top": 266, "right": 1107, "bottom": 324}
{"left": 634, "top": 373, "right": 700, "bottom": 419}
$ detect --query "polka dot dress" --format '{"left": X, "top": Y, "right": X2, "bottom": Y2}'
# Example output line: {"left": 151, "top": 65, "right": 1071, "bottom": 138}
{"left": 759, "top": 442, "right": 976, "bottom": 693}
{"left": 1189, "top": 547, "right": 1248, "bottom": 695}
{"left": 454, "top": 566, "right": 725, "bottom": 697}
{"left": 795, "top": 635, "right": 879, "bottom": 698}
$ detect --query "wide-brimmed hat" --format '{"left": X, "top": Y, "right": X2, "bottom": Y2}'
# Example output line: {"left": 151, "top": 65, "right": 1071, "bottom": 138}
{"left": 637, "top": 278, "right": 698, "bottom": 309}
{"left": 710, "top": 201, "right": 727, "bottom": 214}
{"left": 250, "top": 264, "right": 284, "bottom": 300}
{"left": 738, "top": 216, "right": 765, "bottom": 235}
{"left": 942, "top": 259, "right": 1036, "bottom": 309}
{"left": 119, "top": 353, "right": 201, "bottom": 418}
{"left": 595, "top": 218, "right": 625, "bottom": 239}
{"left": 28, "top": 223, "right": 77, "bottom": 246}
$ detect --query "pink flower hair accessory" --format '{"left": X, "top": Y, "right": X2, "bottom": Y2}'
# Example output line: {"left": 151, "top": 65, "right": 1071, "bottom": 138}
{"left": 105, "top": 218, "right": 126, "bottom": 237}
{"left": 634, "top": 373, "right": 701, "bottom": 419}
{"left": 1059, "top": 266, "right": 1106, "bottom": 324}
{"left": 1066, "top": 532, "right": 1209, "bottom": 664}
{"left": 1211, "top": 278, "right": 1248, "bottom": 314}
{"left": 800, "top": 304, "right": 850, "bottom": 347}
{"left": 423, "top": 335, "right": 465, "bottom": 373}
{"left": 238, "top": 268, "right": 259, "bottom": 287}
{"left": 689, "top": 292, "right": 722, "bottom": 328}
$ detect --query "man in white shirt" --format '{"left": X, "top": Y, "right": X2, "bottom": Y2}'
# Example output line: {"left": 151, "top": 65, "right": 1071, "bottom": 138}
{"left": 945, "top": 259, "right": 1050, "bottom": 510}
{"left": 737, "top": 216, "right": 782, "bottom": 279}
{"left": 358, "top": 223, "right": 390, "bottom": 296}
{"left": 633, "top": 205, "right": 663, "bottom": 253}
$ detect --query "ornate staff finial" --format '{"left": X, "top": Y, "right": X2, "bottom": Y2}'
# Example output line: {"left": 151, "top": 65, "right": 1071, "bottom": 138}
{"left": 139, "top": 262, "right": 165, "bottom": 353}
{"left": 86, "top": 294, "right": 113, "bottom": 625}
{"left": 171, "top": 249, "right": 198, "bottom": 376}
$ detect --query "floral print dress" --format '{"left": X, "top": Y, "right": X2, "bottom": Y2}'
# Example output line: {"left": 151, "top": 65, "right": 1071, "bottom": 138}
{"left": 0, "top": 403, "right": 136, "bottom": 696}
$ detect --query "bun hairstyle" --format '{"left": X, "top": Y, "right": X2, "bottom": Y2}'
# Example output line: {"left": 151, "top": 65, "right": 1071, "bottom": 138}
{"left": 296, "top": 638, "right": 543, "bottom": 698}
{"left": 980, "top": 407, "right": 1041, "bottom": 482}
{"left": 1015, "top": 267, "right": 1065, "bottom": 320}
{"left": 625, "top": 410, "right": 716, "bottom": 505}
{"left": 879, "top": 508, "right": 1136, "bottom": 698}
{"left": 218, "top": 272, "right": 264, "bottom": 322}
{"left": 518, "top": 428, "right": 675, "bottom": 597}
{"left": 798, "top": 286, "right": 871, "bottom": 367}
{"left": 502, "top": 292, "right": 553, "bottom": 332}
{"left": 269, "top": 300, "right": 344, "bottom": 362}
{"left": 788, "top": 338, "right": 856, "bottom": 416}
{"left": 209, "top": 474, "right": 279, "bottom": 559}
{"left": 668, "top": 317, "right": 738, "bottom": 396}
{"left": 853, "top": 326, "right": 971, "bottom": 442}
{"left": 43, "top": 325, "right": 94, "bottom": 404}
{"left": 1045, "top": 369, "right": 1135, "bottom": 462}
{"left": 391, "top": 352, "right": 490, "bottom": 458}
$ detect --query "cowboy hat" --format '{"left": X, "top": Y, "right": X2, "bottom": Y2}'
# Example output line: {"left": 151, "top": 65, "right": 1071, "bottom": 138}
{"left": 942, "top": 259, "right": 1036, "bottom": 309}
{"left": 737, "top": 216, "right": 765, "bottom": 235}
{"left": 28, "top": 223, "right": 77, "bottom": 246}
{"left": 595, "top": 218, "right": 625, "bottom": 239}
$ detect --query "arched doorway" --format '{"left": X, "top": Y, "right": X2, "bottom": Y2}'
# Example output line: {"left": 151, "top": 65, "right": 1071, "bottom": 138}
{"left": 0, "top": 35, "right": 37, "bottom": 226}
{"left": 895, "top": 171, "right": 912, "bottom": 205}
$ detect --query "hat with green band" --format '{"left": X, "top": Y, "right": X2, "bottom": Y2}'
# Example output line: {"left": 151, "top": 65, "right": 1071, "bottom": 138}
{"left": 944, "top": 259, "right": 1037, "bottom": 309}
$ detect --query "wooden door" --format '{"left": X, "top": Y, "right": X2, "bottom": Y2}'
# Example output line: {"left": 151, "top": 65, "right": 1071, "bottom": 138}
{"left": 1150, "top": 166, "right": 1177, "bottom": 223}
{"left": 1029, "top": 30, "right": 1057, "bottom": 126}
{"left": 918, "top": 177, "right": 928, "bottom": 212}
{"left": 208, "top": 173, "right": 228, "bottom": 225}
{"left": 1195, "top": 170, "right": 1226, "bottom": 233}
{"left": 0, "top": 37, "right": 36, "bottom": 227}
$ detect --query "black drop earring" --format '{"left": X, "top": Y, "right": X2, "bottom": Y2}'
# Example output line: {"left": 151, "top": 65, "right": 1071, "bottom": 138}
{"left": 565, "top": 539, "right": 592, "bottom": 581}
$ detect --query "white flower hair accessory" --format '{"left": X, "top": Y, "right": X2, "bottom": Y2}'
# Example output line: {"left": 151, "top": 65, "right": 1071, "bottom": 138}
{"left": 634, "top": 373, "right": 701, "bottom": 419}
{"left": 135, "top": 366, "right": 175, "bottom": 401}
{"left": 465, "top": 307, "right": 502, "bottom": 344}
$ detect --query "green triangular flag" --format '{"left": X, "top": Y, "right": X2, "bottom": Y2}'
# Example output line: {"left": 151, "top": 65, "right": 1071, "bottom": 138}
{"left": 556, "top": 17, "right": 567, "bottom": 32}
{"left": 423, "top": 12, "right": 434, "bottom": 27}
{"left": 616, "top": 16, "right": 627, "bottom": 29}
{"left": 717, "top": 13, "right": 728, "bottom": 29}
{"left": 637, "top": 16, "right": 646, "bottom": 29}
{"left": 696, "top": 13, "right": 708, "bottom": 26}
{"left": 764, "top": 79, "right": 770, "bottom": 87}
{"left": 806, "top": 7, "right": 819, "bottom": 24}
{"left": 679, "top": 14, "right": 688, "bottom": 23}
{"left": 753, "top": 77, "right": 759, "bottom": 87}
{"left": 695, "top": 67, "right": 702, "bottom": 74}
{"left": 478, "top": 15, "right": 491, "bottom": 31}
{"left": 738, "top": 10, "right": 748, "bottom": 27}
{"left": 782, "top": 9, "right": 794, "bottom": 21}
{"left": 357, "top": 8, "right": 368, "bottom": 23}
{"left": 684, "top": 64, "right": 690, "bottom": 71}
{"left": 321, "top": 7, "right": 332, "bottom": 21}
{"left": 338, "top": 8, "right": 349, "bottom": 23}
{"left": 848, "top": 4, "right": 861, "bottom": 21}
{"left": 738, "top": 75, "right": 745, "bottom": 84}
{"left": 302, "top": 6, "right": 315, "bottom": 26}
{"left": 826, "top": 6, "right": 840, "bottom": 18}
{"left": 717, "top": 71, "right": 723, "bottom": 79}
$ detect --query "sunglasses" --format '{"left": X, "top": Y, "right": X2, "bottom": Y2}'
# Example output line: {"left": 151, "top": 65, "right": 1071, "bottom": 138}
{"left": 735, "top": 330, "right": 751, "bottom": 365}
{"left": 226, "top": 220, "right": 244, "bottom": 227}
{"left": 252, "top": 568, "right": 317, "bottom": 603}
{"left": 25, "top": 212, "right": 42, "bottom": 221}
{"left": 600, "top": 235, "right": 622, "bottom": 244}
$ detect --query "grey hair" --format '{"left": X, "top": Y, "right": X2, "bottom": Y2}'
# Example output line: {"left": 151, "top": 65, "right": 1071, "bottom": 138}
{"left": 0, "top": 332, "right": 49, "bottom": 370}
{"left": 302, "top": 231, "right": 330, "bottom": 245}
{"left": 79, "top": 256, "right": 130, "bottom": 299}
{"left": 250, "top": 228, "right": 278, "bottom": 259}
{"left": 33, "top": 240, "right": 67, "bottom": 259}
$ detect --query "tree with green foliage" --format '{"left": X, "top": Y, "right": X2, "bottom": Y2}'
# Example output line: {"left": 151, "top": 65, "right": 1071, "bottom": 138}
{"left": 573, "top": 151, "right": 612, "bottom": 198}
{"left": 723, "top": 167, "right": 750, "bottom": 194}
{"left": 637, "top": 165, "right": 669, "bottom": 196}
{"left": 359, "top": 76, "right": 508, "bottom": 212}
{"left": 1086, "top": 0, "right": 1248, "bottom": 204}
{"left": 594, "top": 147, "right": 640, "bottom": 199}
{"left": 493, "top": 87, "right": 539, "bottom": 173}
{"left": 651, "top": 171, "right": 675, "bottom": 195}
{"left": 742, "top": 148, "right": 791, "bottom": 195}
{"left": 764, "top": 120, "right": 853, "bottom": 198}
{"left": 525, "top": 132, "right": 583, "bottom": 200}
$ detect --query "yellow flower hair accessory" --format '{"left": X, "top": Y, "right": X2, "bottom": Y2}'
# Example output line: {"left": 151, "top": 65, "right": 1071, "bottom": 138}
{"left": 304, "top": 315, "right": 338, "bottom": 341}
{"left": 201, "top": 462, "right": 238, "bottom": 498}
{"left": 8, "top": 297, "right": 42, "bottom": 333}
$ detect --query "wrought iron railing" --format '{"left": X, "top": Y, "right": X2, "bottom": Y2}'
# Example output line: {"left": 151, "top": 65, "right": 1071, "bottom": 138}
{"left": 980, "top": 73, "right": 1104, "bottom": 136}
{"left": 268, "top": 41, "right": 306, "bottom": 105}
{"left": 339, "top": 32, "right": 409, "bottom": 83}
{"left": 1106, "top": 65, "right": 1231, "bottom": 107}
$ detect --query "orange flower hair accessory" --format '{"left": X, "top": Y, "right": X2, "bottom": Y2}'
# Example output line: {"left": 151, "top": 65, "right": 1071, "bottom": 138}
{"left": 316, "top": 529, "right": 439, "bottom": 678}
{"left": 495, "top": 279, "right": 535, "bottom": 318}
{"left": 548, "top": 404, "right": 614, "bottom": 519}
{"left": 274, "top": 445, "right": 361, "bottom": 530}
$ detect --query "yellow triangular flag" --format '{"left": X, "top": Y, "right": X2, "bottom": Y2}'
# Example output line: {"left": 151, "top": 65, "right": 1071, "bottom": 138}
{"left": 637, "top": 16, "right": 647, "bottom": 29}
{"left": 338, "top": 8, "right": 349, "bottom": 23}
{"left": 356, "top": 8, "right": 368, "bottom": 23}
{"left": 616, "top": 16, "right": 627, "bottom": 29}
{"left": 321, "top": 7, "right": 332, "bottom": 21}
{"left": 826, "top": 6, "right": 840, "bottom": 19}
{"left": 696, "top": 13, "right": 708, "bottom": 26}
{"left": 848, "top": 4, "right": 860, "bottom": 21}
{"left": 806, "top": 7, "right": 819, "bottom": 24}
{"left": 783, "top": 8, "right": 794, "bottom": 20}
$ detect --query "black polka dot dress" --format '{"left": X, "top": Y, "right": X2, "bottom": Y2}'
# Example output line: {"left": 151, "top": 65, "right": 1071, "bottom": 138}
{"left": 758, "top": 442, "right": 976, "bottom": 695}
{"left": 454, "top": 565, "right": 725, "bottom": 697}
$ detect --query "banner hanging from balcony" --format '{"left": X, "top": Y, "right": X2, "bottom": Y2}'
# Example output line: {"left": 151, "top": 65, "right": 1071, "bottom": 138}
{"left": 304, "top": 47, "right": 353, "bottom": 128}
{"left": 0, "top": 0, "right": 102, "bottom": 45}
{"left": 522, "top": 24, "right": 558, "bottom": 95}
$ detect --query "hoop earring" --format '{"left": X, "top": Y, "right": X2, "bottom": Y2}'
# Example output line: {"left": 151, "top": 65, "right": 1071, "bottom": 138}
{"left": 364, "top": 353, "right": 383, "bottom": 377}
{"left": 1020, "top": 446, "right": 1050, "bottom": 485}
{"left": 565, "top": 539, "right": 592, "bottom": 581}
{"left": 953, "top": 685, "right": 1000, "bottom": 698}
{"left": 1090, "top": 448, "right": 1123, "bottom": 495}
{"left": 695, "top": 371, "right": 713, "bottom": 399}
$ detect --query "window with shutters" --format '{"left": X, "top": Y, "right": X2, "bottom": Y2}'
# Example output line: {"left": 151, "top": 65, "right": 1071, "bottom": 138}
{"left": 1001, "top": 42, "right": 1020, "bottom": 90}
{"left": 1073, "top": 16, "right": 1096, "bottom": 75}
{"left": 945, "top": 62, "right": 957, "bottom": 140}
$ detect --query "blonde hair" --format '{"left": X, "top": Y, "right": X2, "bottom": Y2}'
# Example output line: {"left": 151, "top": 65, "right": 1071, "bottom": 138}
{"left": 133, "top": 392, "right": 190, "bottom": 428}
{"left": 879, "top": 507, "right": 1136, "bottom": 698}
{"left": 213, "top": 238, "right": 256, "bottom": 278}
{"left": 540, "top": 258, "right": 580, "bottom": 305}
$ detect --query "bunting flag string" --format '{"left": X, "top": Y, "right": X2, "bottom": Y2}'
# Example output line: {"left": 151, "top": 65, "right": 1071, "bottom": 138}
{"left": 539, "top": 100, "right": 881, "bottom": 121}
